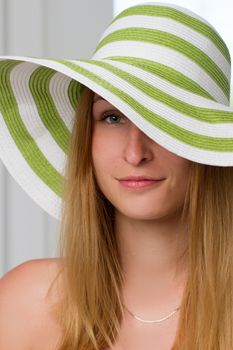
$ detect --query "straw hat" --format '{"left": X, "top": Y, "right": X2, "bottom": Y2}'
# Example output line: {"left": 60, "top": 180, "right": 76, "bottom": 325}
{"left": 0, "top": 2, "right": 232, "bottom": 220}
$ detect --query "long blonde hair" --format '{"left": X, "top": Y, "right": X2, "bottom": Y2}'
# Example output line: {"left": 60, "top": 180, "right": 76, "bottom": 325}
{"left": 49, "top": 85, "right": 233, "bottom": 350}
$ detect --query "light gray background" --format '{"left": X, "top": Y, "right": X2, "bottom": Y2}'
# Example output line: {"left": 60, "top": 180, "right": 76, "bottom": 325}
{"left": 0, "top": 0, "right": 233, "bottom": 277}
{"left": 0, "top": 0, "right": 113, "bottom": 276}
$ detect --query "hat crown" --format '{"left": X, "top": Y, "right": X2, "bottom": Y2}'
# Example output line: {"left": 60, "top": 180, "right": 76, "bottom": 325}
{"left": 92, "top": 2, "right": 231, "bottom": 105}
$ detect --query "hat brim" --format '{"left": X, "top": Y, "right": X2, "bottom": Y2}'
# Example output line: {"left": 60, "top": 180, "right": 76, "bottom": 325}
{"left": 1, "top": 56, "right": 233, "bottom": 220}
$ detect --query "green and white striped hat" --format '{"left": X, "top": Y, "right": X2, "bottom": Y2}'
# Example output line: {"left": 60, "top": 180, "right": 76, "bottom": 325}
{"left": 0, "top": 2, "right": 233, "bottom": 220}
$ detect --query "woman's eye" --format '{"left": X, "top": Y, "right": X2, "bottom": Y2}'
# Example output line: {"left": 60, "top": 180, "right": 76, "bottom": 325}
{"left": 101, "top": 112, "right": 124, "bottom": 124}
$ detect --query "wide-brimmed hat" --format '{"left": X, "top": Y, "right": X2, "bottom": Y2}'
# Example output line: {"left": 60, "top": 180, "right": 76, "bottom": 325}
{"left": 0, "top": 2, "right": 233, "bottom": 221}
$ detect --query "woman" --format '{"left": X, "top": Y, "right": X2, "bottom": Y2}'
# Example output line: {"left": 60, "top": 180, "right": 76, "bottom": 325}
{"left": 0, "top": 2, "right": 233, "bottom": 349}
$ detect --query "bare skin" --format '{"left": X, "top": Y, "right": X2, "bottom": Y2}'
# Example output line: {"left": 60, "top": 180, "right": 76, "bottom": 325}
{"left": 92, "top": 92, "right": 190, "bottom": 349}
{"left": 0, "top": 258, "right": 181, "bottom": 349}
{"left": 0, "top": 258, "right": 63, "bottom": 350}
{"left": 0, "top": 92, "right": 190, "bottom": 349}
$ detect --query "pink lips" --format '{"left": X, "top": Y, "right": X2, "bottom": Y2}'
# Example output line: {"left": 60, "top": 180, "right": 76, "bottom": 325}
{"left": 119, "top": 176, "right": 164, "bottom": 189}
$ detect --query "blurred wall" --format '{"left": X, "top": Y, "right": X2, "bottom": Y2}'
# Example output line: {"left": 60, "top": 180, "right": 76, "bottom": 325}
{"left": 0, "top": 0, "right": 113, "bottom": 277}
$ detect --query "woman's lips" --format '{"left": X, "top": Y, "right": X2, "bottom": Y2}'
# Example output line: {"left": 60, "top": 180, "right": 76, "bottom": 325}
{"left": 118, "top": 179, "right": 164, "bottom": 189}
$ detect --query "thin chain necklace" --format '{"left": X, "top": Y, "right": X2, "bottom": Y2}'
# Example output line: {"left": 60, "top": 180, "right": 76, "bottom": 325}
{"left": 123, "top": 304, "right": 180, "bottom": 324}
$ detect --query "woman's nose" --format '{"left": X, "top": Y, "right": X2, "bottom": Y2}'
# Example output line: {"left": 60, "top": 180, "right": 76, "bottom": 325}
{"left": 123, "top": 124, "right": 154, "bottom": 165}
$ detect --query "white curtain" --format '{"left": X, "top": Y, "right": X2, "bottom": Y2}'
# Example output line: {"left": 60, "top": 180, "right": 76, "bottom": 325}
{"left": 0, "top": 0, "right": 113, "bottom": 277}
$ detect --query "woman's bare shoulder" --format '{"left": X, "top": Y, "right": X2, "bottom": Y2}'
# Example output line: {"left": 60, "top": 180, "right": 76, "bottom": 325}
{"left": 0, "top": 258, "right": 63, "bottom": 349}
{"left": 0, "top": 258, "right": 63, "bottom": 299}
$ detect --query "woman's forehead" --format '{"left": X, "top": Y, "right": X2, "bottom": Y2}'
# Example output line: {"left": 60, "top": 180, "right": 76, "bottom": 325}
{"left": 93, "top": 92, "right": 107, "bottom": 103}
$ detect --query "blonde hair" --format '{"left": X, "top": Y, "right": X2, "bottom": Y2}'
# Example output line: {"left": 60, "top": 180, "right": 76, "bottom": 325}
{"left": 49, "top": 85, "right": 233, "bottom": 350}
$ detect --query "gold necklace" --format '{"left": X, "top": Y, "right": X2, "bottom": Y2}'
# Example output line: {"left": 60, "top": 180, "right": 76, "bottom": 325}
{"left": 123, "top": 304, "right": 180, "bottom": 323}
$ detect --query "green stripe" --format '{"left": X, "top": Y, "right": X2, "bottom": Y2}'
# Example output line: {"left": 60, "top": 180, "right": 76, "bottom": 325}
{"left": 68, "top": 79, "right": 81, "bottom": 110}
{"left": 94, "top": 28, "right": 229, "bottom": 99}
{"left": 0, "top": 60, "right": 64, "bottom": 197}
{"left": 53, "top": 59, "right": 233, "bottom": 151}
{"left": 111, "top": 5, "right": 231, "bottom": 64}
{"left": 80, "top": 59, "right": 232, "bottom": 122}
{"left": 29, "top": 66, "right": 70, "bottom": 154}
{"left": 104, "top": 56, "right": 215, "bottom": 101}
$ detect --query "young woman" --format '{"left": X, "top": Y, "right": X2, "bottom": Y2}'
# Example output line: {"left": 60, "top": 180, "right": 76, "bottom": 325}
{"left": 0, "top": 2, "right": 233, "bottom": 349}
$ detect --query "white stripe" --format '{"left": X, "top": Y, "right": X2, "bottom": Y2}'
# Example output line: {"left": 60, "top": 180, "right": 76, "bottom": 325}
{"left": 31, "top": 60, "right": 233, "bottom": 166}
{"left": 0, "top": 56, "right": 229, "bottom": 104}
{"left": 10, "top": 62, "right": 68, "bottom": 175}
{"left": 92, "top": 41, "right": 228, "bottom": 104}
{"left": 49, "top": 72, "right": 75, "bottom": 132}
{"left": 1, "top": 57, "right": 233, "bottom": 166}
{"left": 0, "top": 110, "right": 62, "bottom": 220}
{"left": 102, "top": 59, "right": 230, "bottom": 110}
{"left": 100, "top": 15, "right": 230, "bottom": 79}
{"left": 68, "top": 59, "right": 233, "bottom": 137}
{"left": 61, "top": 61, "right": 233, "bottom": 166}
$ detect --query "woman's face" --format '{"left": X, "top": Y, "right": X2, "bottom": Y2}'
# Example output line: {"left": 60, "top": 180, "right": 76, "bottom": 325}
{"left": 91, "top": 92, "right": 192, "bottom": 221}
